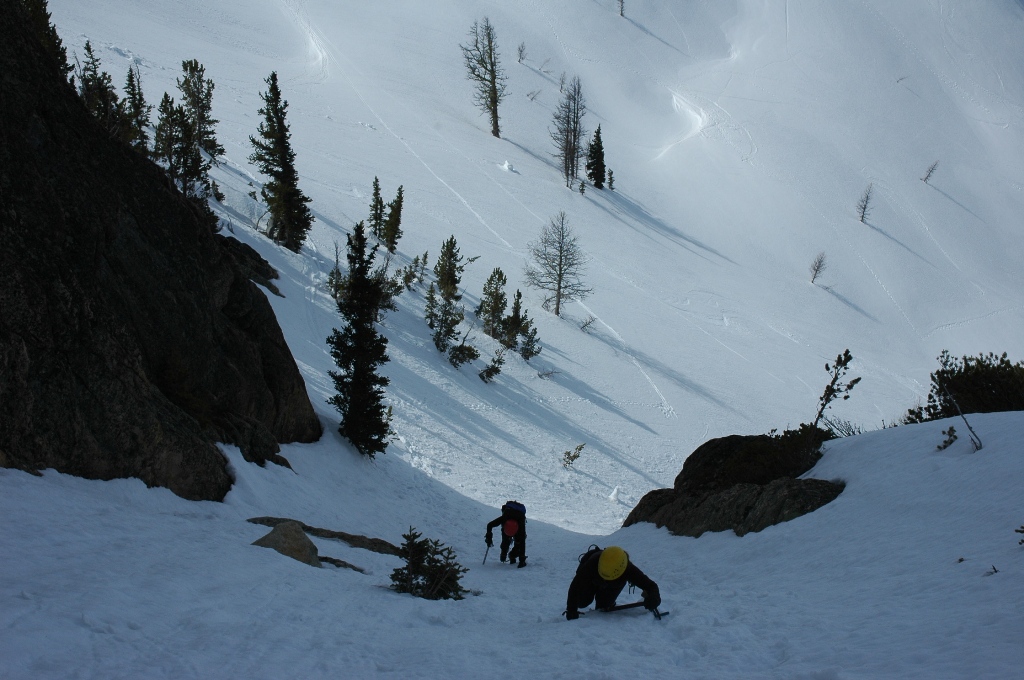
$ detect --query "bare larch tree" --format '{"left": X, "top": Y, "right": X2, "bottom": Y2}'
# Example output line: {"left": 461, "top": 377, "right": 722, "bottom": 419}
{"left": 461, "top": 17, "right": 507, "bottom": 138}
{"left": 524, "top": 211, "right": 592, "bottom": 316}
{"left": 551, "top": 75, "right": 587, "bottom": 187}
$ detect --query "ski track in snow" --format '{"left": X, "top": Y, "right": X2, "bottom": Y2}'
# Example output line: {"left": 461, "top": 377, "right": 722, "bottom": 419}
{"left": 576, "top": 301, "right": 677, "bottom": 419}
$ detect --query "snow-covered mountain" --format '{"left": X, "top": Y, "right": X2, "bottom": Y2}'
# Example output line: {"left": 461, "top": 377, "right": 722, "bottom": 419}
{"left": 2, "top": 0, "right": 1022, "bottom": 677}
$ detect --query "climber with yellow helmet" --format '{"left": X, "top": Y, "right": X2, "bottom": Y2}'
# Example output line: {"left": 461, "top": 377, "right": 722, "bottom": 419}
{"left": 564, "top": 545, "right": 661, "bottom": 620}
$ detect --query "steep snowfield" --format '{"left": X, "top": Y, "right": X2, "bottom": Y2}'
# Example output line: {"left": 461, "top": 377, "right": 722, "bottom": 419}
{"left": 2, "top": 414, "right": 1022, "bottom": 678}
{"left": 3, "top": 0, "right": 1023, "bottom": 676}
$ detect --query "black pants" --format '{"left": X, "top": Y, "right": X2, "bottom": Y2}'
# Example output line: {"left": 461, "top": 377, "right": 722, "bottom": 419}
{"left": 570, "top": 579, "right": 626, "bottom": 611}
{"left": 500, "top": 533, "right": 526, "bottom": 563}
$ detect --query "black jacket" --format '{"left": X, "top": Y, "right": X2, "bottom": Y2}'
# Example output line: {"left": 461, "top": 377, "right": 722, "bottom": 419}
{"left": 566, "top": 550, "right": 659, "bottom": 614}
{"left": 486, "top": 507, "right": 526, "bottom": 542}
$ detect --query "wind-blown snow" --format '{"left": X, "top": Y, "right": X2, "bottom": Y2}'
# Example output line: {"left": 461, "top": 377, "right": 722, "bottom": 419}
{"left": 3, "top": 0, "right": 1023, "bottom": 677}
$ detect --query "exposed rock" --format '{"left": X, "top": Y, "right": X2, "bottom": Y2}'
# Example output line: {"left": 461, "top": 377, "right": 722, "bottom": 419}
{"left": 672, "top": 433, "right": 825, "bottom": 494}
{"left": 248, "top": 517, "right": 400, "bottom": 556}
{"left": 0, "top": 3, "right": 322, "bottom": 500}
{"left": 319, "top": 556, "right": 368, "bottom": 573}
{"left": 624, "top": 432, "right": 844, "bottom": 537}
{"left": 252, "top": 521, "right": 322, "bottom": 568}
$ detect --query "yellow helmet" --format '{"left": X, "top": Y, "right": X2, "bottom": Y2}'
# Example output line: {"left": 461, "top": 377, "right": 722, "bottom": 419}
{"left": 598, "top": 546, "right": 628, "bottom": 580}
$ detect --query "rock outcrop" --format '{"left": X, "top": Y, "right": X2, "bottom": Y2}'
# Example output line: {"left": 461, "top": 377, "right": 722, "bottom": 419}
{"left": 624, "top": 432, "right": 844, "bottom": 537}
{"left": 0, "top": 3, "right": 321, "bottom": 501}
{"left": 252, "top": 521, "right": 322, "bottom": 568}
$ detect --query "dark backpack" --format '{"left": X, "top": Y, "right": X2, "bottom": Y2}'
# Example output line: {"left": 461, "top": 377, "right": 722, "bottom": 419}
{"left": 576, "top": 544, "right": 602, "bottom": 575}
{"left": 502, "top": 500, "right": 526, "bottom": 516}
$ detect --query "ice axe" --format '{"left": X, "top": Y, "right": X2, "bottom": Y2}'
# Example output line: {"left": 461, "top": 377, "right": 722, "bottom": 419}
{"left": 599, "top": 601, "right": 670, "bottom": 619}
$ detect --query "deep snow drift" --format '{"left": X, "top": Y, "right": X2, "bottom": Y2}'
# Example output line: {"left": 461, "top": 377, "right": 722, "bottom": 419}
{"left": 3, "top": 0, "right": 1024, "bottom": 677}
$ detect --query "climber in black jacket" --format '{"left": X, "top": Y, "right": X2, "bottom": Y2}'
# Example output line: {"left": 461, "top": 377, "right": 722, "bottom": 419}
{"left": 564, "top": 546, "right": 660, "bottom": 620}
{"left": 486, "top": 500, "right": 527, "bottom": 567}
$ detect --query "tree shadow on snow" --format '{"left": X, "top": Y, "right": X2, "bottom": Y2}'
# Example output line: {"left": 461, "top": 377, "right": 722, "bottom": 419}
{"left": 817, "top": 284, "right": 879, "bottom": 323}
{"left": 861, "top": 220, "right": 932, "bottom": 265}
{"left": 926, "top": 183, "right": 987, "bottom": 224}
{"left": 596, "top": 190, "right": 737, "bottom": 266}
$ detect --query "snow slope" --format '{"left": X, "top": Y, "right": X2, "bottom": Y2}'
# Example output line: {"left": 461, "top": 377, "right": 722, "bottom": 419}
{"left": 2, "top": 0, "right": 1023, "bottom": 677}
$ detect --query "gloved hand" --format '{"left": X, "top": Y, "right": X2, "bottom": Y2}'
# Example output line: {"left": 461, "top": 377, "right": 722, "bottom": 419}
{"left": 643, "top": 590, "right": 661, "bottom": 611}
{"left": 485, "top": 533, "right": 493, "bottom": 547}
{"left": 564, "top": 609, "right": 579, "bottom": 621}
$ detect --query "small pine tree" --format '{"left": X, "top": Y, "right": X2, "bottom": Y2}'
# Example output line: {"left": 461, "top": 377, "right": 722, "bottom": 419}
{"left": 176, "top": 59, "right": 224, "bottom": 163}
{"left": 812, "top": 349, "right": 862, "bottom": 428}
{"left": 424, "top": 282, "right": 439, "bottom": 330}
{"left": 153, "top": 93, "right": 209, "bottom": 200}
{"left": 500, "top": 289, "right": 524, "bottom": 350}
{"left": 382, "top": 185, "right": 404, "bottom": 253}
{"left": 585, "top": 125, "right": 606, "bottom": 189}
{"left": 479, "top": 348, "right": 506, "bottom": 383}
{"left": 122, "top": 65, "right": 152, "bottom": 152}
{"left": 369, "top": 176, "right": 385, "bottom": 240}
{"left": 327, "top": 221, "right": 392, "bottom": 458}
{"left": 431, "top": 296, "right": 462, "bottom": 354}
{"left": 477, "top": 268, "right": 508, "bottom": 338}
{"left": 499, "top": 289, "right": 541, "bottom": 359}
{"left": 607, "top": 168, "right": 614, "bottom": 191}
{"left": 518, "top": 318, "right": 541, "bottom": 360}
{"left": 434, "top": 235, "right": 466, "bottom": 302}
{"left": 447, "top": 329, "right": 480, "bottom": 368}
{"left": 390, "top": 527, "right": 468, "bottom": 601}
{"left": 562, "top": 443, "right": 585, "bottom": 468}
{"left": 249, "top": 71, "right": 314, "bottom": 252}
{"left": 326, "top": 241, "right": 345, "bottom": 302}
{"left": 76, "top": 41, "right": 125, "bottom": 137}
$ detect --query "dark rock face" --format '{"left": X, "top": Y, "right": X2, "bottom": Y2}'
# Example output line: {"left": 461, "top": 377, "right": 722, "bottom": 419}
{"left": 0, "top": 3, "right": 321, "bottom": 500}
{"left": 624, "top": 433, "right": 844, "bottom": 537}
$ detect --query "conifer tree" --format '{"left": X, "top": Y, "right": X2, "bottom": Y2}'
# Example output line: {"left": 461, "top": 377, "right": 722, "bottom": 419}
{"left": 434, "top": 235, "right": 465, "bottom": 302}
{"left": 177, "top": 59, "right": 223, "bottom": 163}
{"left": 390, "top": 527, "right": 468, "bottom": 600}
{"left": 501, "top": 289, "right": 541, "bottom": 359}
{"left": 249, "top": 71, "right": 314, "bottom": 252}
{"left": 154, "top": 93, "right": 208, "bottom": 200}
{"left": 424, "top": 282, "right": 439, "bottom": 330}
{"left": 327, "top": 221, "right": 392, "bottom": 459}
{"left": 461, "top": 17, "right": 508, "bottom": 138}
{"left": 23, "top": 0, "right": 72, "bottom": 82}
{"left": 122, "top": 65, "right": 152, "bottom": 152}
{"left": 479, "top": 348, "right": 506, "bottom": 383}
{"left": 585, "top": 125, "right": 605, "bottom": 189}
{"left": 476, "top": 268, "right": 508, "bottom": 338}
{"left": 431, "top": 296, "right": 463, "bottom": 354}
{"left": 369, "top": 176, "right": 385, "bottom": 240}
{"left": 76, "top": 41, "right": 125, "bottom": 137}
{"left": 382, "top": 185, "right": 404, "bottom": 253}
{"left": 518, "top": 320, "right": 541, "bottom": 360}
{"left": 501, "top": 289, "right": 525, "bottom": 351}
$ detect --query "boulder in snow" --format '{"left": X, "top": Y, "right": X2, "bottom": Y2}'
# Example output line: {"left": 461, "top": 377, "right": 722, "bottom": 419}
{"left": 252, "top": 521, "right": 322, "bottom": 568}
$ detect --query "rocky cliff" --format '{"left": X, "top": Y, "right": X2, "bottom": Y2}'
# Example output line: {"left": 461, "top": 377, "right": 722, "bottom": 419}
{"left": 0, "top": 1, "right": 322, "bottom": 501}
